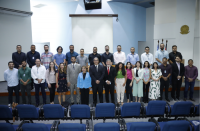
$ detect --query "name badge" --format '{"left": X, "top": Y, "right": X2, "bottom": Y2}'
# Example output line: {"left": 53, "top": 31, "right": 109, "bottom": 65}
{"left": 32, "top": 57, "right": 34, "bottom": 59}
{"left": 23, "top": 74, "right": 26, "bottom": 77}
{"left": 164, "top": 70, "right": 166, "bottom": 73}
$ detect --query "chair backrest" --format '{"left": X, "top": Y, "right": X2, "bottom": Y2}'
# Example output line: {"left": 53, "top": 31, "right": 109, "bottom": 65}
{"left": 43, "top": 104, "right": 64, "bottom": 118}
{"left": 129, "top": 122, "right": 156, "bottom": 131}
{"left": 16, "top": 105, "right": 39, "bottom": 119}
{"left": 146, "top": 100, "right": 166, "bottom": 116}
{"left": 162, "top": 121, "right": 190, "bottom": 131}
{"left": 0, "top": 123, "right": 15, "bottom": 131}
{"left": 0, "top": 105, "right": 12, "bottom": 119}
{"left": 171, "top": 101, "right": 193, "bottom": 116}
{"left": 121, "top": 103, "right": 141, "bottom": 117}
{"left": 58, "top": 123, "right": 86, "bottom": 131}
{"left": 196, "top": 105, "right": 199, "bottom": 115}
{"left": 71, "top": 104, "right": 90, "bottom": 119}
{"left": 94, "top": 122, "right": 120, "bottom": 131}
{"left": 95, "top": 103, "right": 115, "bottom": 118}
{"left": 22, "top": 123, "right": 49, "bottom": 131}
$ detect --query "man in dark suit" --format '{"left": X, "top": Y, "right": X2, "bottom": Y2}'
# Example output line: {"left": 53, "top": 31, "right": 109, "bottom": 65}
{"left": 171, "top": 56, "right": 185, "bottom": 101}
{"left": 103, "top": 59, "right": 116, "bottom": 103}
{"left": 89, "top": 57, "right": 105, "bottom": 106}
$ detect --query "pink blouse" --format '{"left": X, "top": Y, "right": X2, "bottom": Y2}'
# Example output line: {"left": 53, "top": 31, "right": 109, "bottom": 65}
{"left": 126, "top": 69, "right": 132, "bottom": 80}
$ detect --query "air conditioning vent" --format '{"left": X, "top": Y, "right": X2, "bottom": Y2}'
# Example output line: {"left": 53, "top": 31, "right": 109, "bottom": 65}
{"left": 0, "top": 7, "right": 33, "bottom": 17}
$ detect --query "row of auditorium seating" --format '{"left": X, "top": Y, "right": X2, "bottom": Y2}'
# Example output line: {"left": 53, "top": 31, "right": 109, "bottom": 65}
{"left": 0, "top": 101, "right": 199, "bottom": 131}
{"left": 0, "top": 119, "right": 199, "bottom": 131}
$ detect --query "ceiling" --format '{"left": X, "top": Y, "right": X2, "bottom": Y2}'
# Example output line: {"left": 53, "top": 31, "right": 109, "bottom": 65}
{"left": 30, "top": 0, "right": 154, "bottom": 8}
{"left": 107, "top": 0, "right": 155, "bottom": 8}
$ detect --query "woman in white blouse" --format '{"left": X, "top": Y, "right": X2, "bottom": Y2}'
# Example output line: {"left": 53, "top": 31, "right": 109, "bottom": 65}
{"left": 131, "top": 61, "right": 144, "bottom": 102}
{"left": 45, "top": 62, "right": 56, "bottom": 104}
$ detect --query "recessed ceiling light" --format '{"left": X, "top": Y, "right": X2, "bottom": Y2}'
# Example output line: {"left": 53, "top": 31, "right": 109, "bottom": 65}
{"left": 33, "top": 4, "right": 46, "bottom": 8}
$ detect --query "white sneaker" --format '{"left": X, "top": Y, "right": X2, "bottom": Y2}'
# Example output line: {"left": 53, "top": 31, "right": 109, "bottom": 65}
{"left": 8, "top": 104, "right": 11, "bottom": 107}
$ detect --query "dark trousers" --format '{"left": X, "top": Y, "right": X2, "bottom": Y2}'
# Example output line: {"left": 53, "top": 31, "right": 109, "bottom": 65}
{"left": 20, "top": 83, "right": 32, "bottom": 104}
{"left": 184, "top": 81, "right": 195, "bottom": 99}
{"left": 34, "top": 83, "right": 46, "bottom": 105}
{"left": 171, "top": 78, "right": 182, "bottom": 99}
{"left": 160, "top": 78, "right": 170, "bottom": 99}
{"left": 8, "top": 86, "right": 19, "bottom": 104}
{"left": 49, "top": 83, "right": 56, "bottom": 102}
{"left": 29, "top": 66, "right": 34, "bottom": 89}
{"left": 92, "top": 84, "right": 103, "bottom": 104}
{"left": 126, "top": 79, "right": 133, "bottom": 101}
{"left": 105, "top": 84, "right": 115, "bottom": 103}
{"left": 80, "top": 88, "right": 89, "bottom": 105}
{"left": 143, "top": 82, "right": 150, "bottom": 102}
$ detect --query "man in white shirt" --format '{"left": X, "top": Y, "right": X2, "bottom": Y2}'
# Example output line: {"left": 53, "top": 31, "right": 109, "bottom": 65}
{"left": 4, "top": 61, "right": 19, "bottom": 106}
{"left": 113, "top": 45, "right": 126, "bottom": 65}
{"left": 31, "top": 59, "right": 46, "bottom": 107}
{"left": 141, "top": 46, "right": 153, "bottom": 67}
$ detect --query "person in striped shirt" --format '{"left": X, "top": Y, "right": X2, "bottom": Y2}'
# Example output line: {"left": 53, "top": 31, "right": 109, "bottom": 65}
{"left": 41, "top": 45, "right": 54, "bottom": 69}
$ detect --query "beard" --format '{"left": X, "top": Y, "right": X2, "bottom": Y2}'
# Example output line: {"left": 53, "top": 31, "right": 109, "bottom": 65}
{"left": 106, "top": 49, "right": 109, "bottom": 52}
{"left": 45, "top": 49, "right": 48, "bottom": 52}
{"left": 22, "top": 65, "right": 26, "bottom": 67}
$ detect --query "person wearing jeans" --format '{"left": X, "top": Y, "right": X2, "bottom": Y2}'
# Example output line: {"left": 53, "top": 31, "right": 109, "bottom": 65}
{"left": 18, "top": 61, "right": 32, "bottom": 104}
{"left": 4, "top": 61, "right": 19, "bottom": 106}
{"left": 31, "top": 59, "right": 46, "bottom": 107}
{"left": 115, "top": 62, "right": 127, "bottom": 105}
{"left": 45, "top": 62, "right": 56, "bottom": 104}
{"left": 184, "top": 59, "right": 198, "bottom": 101}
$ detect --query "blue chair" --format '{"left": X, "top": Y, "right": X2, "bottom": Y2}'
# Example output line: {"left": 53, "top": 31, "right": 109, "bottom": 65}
{"left": 126, "top": 122, "right": 156, "bottom": 131}
{"left": 94, "top": 122, "right": 120, "bottom": 131}
{"left": 144, "top": 100, "right": 167, "bottom": 117}
{"left": 22, "top": 123, "right": 53, "bottom": 131}
{"left": 120, "top": 102, "right": 141, "bottom": 118}
{"left": 58, "top": 123, "right": 86, "bottom": 131}
{"left": 194, "top": 104, "right": 199, "bottom": 116}
{"left": 158, "top": 120, "right": 190, "bottom": 131}
{"left": 42, "top": 104, "right": 66, "bottom": 120}
{"left": 0, "top": 105, "right": 14, "bottom": 122}
{"left": 190, "top": 120, "right": 200, "bottom": 131}
{"left": 0, "top": 123, "right": 17, "bottom": 131}
{"left": 16, "top": 105, "right": 40, "bottom": 121}
{"left": 167, "top": 101, "right": 193, "bottom": 118}
{"left": 94, "top": 103, "right": 115, "bottom": 122}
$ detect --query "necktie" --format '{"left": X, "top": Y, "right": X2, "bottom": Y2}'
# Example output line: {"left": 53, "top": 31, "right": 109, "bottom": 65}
{"left": 107, "top": 67, "right": 109, "bottom": 75}
{"left": 73, "top": 64, "right": 75, "bottom": 70}
{"left": 96, "top": 65, "right": 98, "bottom": 72}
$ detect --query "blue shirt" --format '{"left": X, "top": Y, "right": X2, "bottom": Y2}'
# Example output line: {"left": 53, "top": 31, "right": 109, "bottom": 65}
{"left": 27, "top": 51, "right": 40, "bottom": 68}
{"left": 12, "top": 52, "right": 26, "bottom": 69}
{"left": 4, "top": 68, "right": 19, "bottom": 87}
{"left": 54, "top": 53, "right": 66, "bottom": 69}
{"left": 155, "top": 49, "right": 169, "bottom": 66}
{"left": 66, "top": 51, "right": 78, "bottom": 65}
{"left": 126, "top": 53, "right": 139, "bottom": 65}
{"left": 77, "top": 72, "right": 92, "bottom": 88}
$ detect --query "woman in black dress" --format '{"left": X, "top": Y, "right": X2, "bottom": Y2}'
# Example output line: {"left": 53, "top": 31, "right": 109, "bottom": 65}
{"left": 56, "top": 63, "right": 68, "bottom": 105}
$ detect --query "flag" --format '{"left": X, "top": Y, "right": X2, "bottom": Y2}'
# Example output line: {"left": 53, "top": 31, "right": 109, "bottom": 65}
{"left": 157, "top": 43, "right": 159, "bottom": 50}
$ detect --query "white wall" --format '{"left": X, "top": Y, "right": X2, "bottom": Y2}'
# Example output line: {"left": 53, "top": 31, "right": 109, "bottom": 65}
{"left": 138, "top": 7, "right": 154, "bottom": 60}
{"left": 0, "top": 0, "right": 32, "bottom": 81}
{"left": 154, "top": 0, "right": 200, "bottom": 79}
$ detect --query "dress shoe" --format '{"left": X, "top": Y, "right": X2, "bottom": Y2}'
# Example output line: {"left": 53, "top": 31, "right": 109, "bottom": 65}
{"left": 165, "top": 98, "right": 170, "bottom": 102}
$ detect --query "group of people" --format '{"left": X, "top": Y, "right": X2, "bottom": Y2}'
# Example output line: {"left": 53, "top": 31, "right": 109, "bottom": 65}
{"left": 4, "top": 43, "right": 198, "bottom": 107}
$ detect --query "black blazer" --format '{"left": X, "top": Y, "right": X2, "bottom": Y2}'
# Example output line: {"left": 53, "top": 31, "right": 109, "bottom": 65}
{"left": 171, "top": 62, "right": 185, "bottom": 80}
{"left": 103, "top": 66, "right": 116, "bottom": 85}
{"left": 89, "top": 64, "right": 105, "bottom": 85}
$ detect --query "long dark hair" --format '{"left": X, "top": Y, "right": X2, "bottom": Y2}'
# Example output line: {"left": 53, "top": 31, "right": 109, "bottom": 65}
{"left": 116, "top": 62, "right": 125, "bottom": 76}
{"left": 126, "top": 62, "right": 132, "bottom": 69}
{"left": 143, "top": 61, "right": 150, "bottom": 68}
{"left": 152, "top": 62, "right": 159, "bottom": 69}
{"left": 58, "top": 63, "right": 67, "bottom": 74}
{"left": 135, "top": 61, "right": 142, "bottom": 68}
{"left": 48, "top": 62, "right": 56, "bottom": 75}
